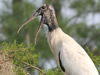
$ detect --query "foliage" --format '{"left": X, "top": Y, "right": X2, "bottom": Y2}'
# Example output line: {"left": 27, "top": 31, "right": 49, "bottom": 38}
{"left": 0, "top": 40, "right": 100, "bottom": 75}
{"left": 1, "top": 40, "right": 39, "bottom": 75}
{"left": 46, "top": 68, "right": 63, "bottom": 75}
{"left": 0, "top": 40, "right": 64, "bottom": 75}
{"left": 86, "top": 47, "right": 100, "bottom": 72}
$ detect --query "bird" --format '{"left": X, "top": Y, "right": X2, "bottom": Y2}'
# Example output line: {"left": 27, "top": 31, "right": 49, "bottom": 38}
{"left": 17, "top": 4, "right": 99, "bottom": 75}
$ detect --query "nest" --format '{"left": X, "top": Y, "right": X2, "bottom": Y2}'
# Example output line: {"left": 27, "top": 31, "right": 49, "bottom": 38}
{"left": 0, "top": 52, "right": 16, "bottom": 75}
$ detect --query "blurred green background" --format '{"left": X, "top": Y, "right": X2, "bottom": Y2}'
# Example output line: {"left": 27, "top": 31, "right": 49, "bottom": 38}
{"left": 0, "top": 0, "right": 100, "bottom": 74}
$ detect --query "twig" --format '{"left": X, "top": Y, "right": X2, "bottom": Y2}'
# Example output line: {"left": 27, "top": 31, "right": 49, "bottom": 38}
{"left": 24, "top": 62, "right": 45, "bottom": 74}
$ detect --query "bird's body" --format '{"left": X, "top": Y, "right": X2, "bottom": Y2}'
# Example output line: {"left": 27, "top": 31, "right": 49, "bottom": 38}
{"left": 18, "top": 4, "right": 99, "bottom": 75}
{"left": 47, "top": 27, "right": 99, "bottom": 75}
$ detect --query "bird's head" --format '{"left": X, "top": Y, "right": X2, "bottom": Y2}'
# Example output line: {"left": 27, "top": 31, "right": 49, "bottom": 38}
{"left": 17, "top": 4, "right": 58, "bottom": 45}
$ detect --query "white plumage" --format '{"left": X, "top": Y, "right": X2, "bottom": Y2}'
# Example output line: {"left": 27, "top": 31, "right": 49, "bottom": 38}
{"left": 47, "top": 27, "right": 99, "bottom": 75}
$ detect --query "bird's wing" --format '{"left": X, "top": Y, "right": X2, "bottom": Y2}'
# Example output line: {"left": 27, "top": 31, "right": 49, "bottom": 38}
{"left": 58, "top": 35, "right": 99, "bottom": 75}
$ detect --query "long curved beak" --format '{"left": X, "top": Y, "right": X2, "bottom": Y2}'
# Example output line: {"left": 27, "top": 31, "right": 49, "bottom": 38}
{"left": 17, "top": 11, "right": 39, "bottom": 34}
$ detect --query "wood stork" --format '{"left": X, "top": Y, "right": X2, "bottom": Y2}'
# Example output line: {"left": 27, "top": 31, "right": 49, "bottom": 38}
{"left": 17, "top": 4, "right": 99, "bottom": 75}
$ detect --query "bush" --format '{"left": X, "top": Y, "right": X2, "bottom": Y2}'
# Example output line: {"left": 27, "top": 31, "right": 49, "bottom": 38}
{"left": 0, "top": 40, "right": 39, "bottom": 75}
{"left": 0, "top": 41, "right": 99, "bottom": 75}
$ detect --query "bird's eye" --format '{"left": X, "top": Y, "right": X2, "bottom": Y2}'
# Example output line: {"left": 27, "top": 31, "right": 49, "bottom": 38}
{"left": 42, "top": 6, "right": 46, "bottom": 9}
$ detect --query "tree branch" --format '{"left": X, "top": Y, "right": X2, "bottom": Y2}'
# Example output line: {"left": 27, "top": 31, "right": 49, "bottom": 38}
{"left": 24, "top": 62, "right": 45, "bottom": 74}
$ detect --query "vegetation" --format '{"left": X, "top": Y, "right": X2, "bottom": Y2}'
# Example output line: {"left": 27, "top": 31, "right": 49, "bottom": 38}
{"left": 0, "top": 41, "right": 64, "bottom": 75}
{"left": 1, "top": 40, "right": 39, "bottom": 75}
{"left": 0, "top": 41, "right": 100, "bottom": 75}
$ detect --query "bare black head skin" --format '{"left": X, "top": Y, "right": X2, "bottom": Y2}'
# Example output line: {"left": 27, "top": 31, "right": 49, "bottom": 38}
{"left": 17, "top": 4, "right": 58, "bottom": 44}
{"left": 39, "top": 4, "right": 59, "bottom": 32}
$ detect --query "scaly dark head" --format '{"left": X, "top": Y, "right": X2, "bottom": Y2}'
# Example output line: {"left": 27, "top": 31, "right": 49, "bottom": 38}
{"left": 17, "top": 4, "right": 58, "bottom": 45}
